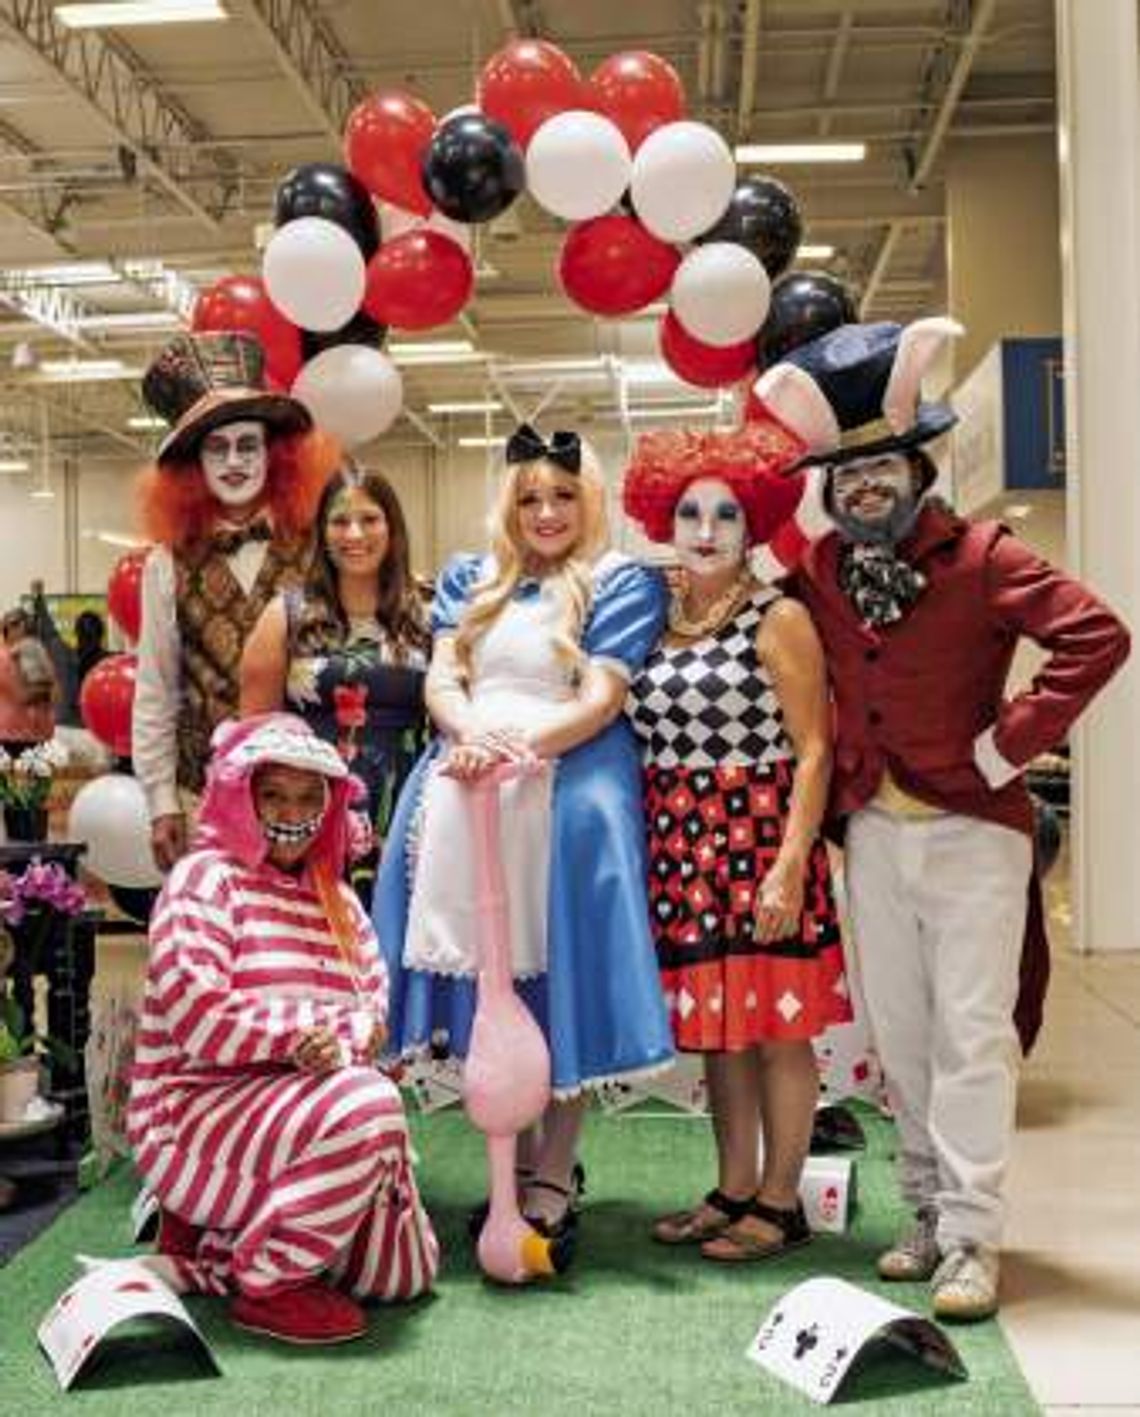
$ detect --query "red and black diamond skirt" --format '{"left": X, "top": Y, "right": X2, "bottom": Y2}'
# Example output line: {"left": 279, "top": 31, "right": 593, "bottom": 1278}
{"left": 644, "top": 759, "right": 850, "bottom": 1052}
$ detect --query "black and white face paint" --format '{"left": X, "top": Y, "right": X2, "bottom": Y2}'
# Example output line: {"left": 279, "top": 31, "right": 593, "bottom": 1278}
{"left": 672, "top": 477, "right": 748, "bottom": 577}
{"left": 200, "top": 419, "right": 268, "bottom": 510}
{"left": 826, "top": 453, "right": 921, "bottom": 545}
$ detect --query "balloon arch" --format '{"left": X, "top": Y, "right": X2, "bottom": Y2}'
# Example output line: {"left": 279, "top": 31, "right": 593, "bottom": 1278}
{"left": 190, "top": 39, "right": 857, "bottom": 461}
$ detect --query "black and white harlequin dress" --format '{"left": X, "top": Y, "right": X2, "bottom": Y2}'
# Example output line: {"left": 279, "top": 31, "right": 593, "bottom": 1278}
{"left": 627, "top": 584, "right": 850, "bottom": 1052}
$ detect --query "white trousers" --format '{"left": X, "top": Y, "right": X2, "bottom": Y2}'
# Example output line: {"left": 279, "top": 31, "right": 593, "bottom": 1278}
{"left": 846, "top": 807, "right": 1031, "bottom": 1249}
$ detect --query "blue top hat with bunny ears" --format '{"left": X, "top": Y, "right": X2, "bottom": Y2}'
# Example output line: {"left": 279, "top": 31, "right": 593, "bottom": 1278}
{"left": 750, "top": 317, "right": 963, "bottom": 473}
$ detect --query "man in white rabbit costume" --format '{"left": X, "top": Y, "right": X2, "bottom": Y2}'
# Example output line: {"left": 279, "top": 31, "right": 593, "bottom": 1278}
{"left": 754, "top": 318, "right": 1130, "bottom": 1319}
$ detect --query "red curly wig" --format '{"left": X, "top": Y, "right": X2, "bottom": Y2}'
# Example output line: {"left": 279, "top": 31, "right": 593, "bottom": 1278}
{"left": 621, "top": 416, "right": 807, "bottom": 547}
{"left": 135, "top": 426, "right": 342, "bottom": 550}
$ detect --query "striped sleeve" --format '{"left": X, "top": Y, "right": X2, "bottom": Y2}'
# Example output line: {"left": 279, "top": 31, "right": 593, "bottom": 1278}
{"left": 150, "top": 873, "right": 378, "bottom": 1068}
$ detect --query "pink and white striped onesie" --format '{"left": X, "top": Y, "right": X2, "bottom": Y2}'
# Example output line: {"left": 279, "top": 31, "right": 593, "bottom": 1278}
{"left": 128, "top": 847, "right": 439, "bottom": 1302}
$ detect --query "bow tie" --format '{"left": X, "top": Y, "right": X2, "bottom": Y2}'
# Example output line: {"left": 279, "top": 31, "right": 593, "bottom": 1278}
{"left": 505, "top": 422, "right": 581, "bottom": 474}
{"left": 212, "top": 520, "right": 273, "bottom": 556}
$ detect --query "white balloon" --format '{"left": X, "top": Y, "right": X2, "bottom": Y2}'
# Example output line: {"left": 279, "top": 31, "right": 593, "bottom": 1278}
{"left": 795, "top": 464, "right": 834, "bottom": 540}
{"left": 263, "top": 217, "right": 366, "bottom": 332}
{"left": 671, "top": 242, "right": 771, "bottom": 347}
{"left": 293, "top": 344, "right": 403, "bottom": 448}
{"left": 378, "top": 201, "right": 473, "bottom": 253}
{"left": 68, "top": 773, "right": 161, "bottom": 889}
{"left": 525, "top": 110, "right": 631, "bottom": 222}
{"left": 630, "top": 120, "right": 736, "bottom": 242}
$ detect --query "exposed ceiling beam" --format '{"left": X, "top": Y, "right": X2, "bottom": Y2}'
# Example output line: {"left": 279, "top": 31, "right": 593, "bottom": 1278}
{"left": 238, "top": 0, "right": 365, "bottom": 143}
{"left": 859, "top": 222, "right": 904, "bottom": 315}
{"left": 818, "top": 10, "right": 854, "bottom": 136}
{"left": 737, "top": 0, "right": 762, "bottom": 136}
{"left": 908, "top": 0, "right": 999, "bottom": 192}
{"left": 0, "top": 0, "right": 238, "bottom": 231}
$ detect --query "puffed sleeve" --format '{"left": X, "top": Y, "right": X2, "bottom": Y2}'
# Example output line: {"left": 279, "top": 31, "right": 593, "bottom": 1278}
{"left": 583, "top": 558, "right": 668, "bottom": 680}
{"left": 431, "top": 553, "right": 490, "bottom": 635}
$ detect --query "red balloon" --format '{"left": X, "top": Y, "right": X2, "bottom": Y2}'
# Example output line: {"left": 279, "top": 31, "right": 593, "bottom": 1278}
{"left": 192, "top": 275, "right": 303, "bottom": 389}
{"left": 344, "top": 90, "right": 436, "bottom": 216}
{"left": 660, "top": 311, "right": 757, "bottom": 388}
{"left": 589, "top": 51, "right": 686, "bottom": 152}
{"left": 559, "top": 215, "right": 680, "bottom": 317}
{"left": 106, "top": 548, "right": 149, "bottom": 644}
{"left": 80, "top": 654, "right": 137, "bottom": 759}
{"left": 478, "top": 39, "right": 584, "bottom": 149}
{"left": 363, "top": 231, "right": 474, "bottom": 331}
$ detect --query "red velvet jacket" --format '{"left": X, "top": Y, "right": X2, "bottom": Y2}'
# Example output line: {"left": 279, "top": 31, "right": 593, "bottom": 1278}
{"left": 791, "top": 501, "right": 1131, "bottom": 839}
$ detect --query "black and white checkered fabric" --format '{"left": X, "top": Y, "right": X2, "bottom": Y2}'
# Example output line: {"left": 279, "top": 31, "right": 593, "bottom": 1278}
{"left": 628, "top": 587, "right": 792, "bottom": 769}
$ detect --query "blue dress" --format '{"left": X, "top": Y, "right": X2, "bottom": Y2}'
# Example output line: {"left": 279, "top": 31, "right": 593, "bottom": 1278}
{"left": 373, "top": 552, "right": 675, "bottom": 1095}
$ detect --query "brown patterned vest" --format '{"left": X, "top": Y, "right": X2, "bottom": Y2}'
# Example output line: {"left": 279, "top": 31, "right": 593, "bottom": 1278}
{"left": 174, "top": 534, "right": 310, "bottom": 791}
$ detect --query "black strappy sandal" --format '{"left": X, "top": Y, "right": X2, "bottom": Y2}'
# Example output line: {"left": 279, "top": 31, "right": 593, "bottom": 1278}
{"left": 700, "top": 1198, "right": 812, "bottom": 1263}
{"left": 652, "top": 1187, "right": 754, "bottom": 1245}
{"left": 467, "top": 1162, "right": 586, "bottom": 1242}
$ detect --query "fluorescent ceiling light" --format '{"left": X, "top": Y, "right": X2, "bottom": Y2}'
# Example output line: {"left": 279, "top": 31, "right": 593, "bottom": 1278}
{"left": 389, "top": 340, "right": 474, "bottom": 357}
{"left": 82, "top": 529, "right": 149, "bottom": 548}
{"left": 797, "top": 243, "right": 835, "bottom": 260}
{"left": 458, "top": 436, "right": 507, "bottom": 449}
{"left": 76, "top": 311, "right": 184, "bottom": 332}
{"left": 38, "top": 358, "right": 140, "bottom": 382}
{"left": 497, "top": 357, "right": 608, "bottom": 377}
{"left": 54, "top": 2, "right": 228, "bottom": 28}
{"left": 0, "top": 458, "right": 30, "bottom": 472}
{"left": 127, "top": 415, "right": 169, "bottom": 431}
{"left": 31, "top": 487, "right": 55, "bottom": 500}
{"left": 735, "top": 143, "right": 866, "bottom": 164}
{"left": 1003, "top": 502, "right": 1033, "bottom": 520}
{"left": 427, "top": 400, "right": 503, "bottom": 415}
{"left": 12, "top": 261, "right": 119, "bottom": 287}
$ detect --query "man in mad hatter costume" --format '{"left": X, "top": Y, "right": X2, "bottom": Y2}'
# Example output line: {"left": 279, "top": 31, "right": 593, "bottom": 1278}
{"left": 133, "top": 332, "right": 339, "bottom": 872}
{"left": 756, "top": 318, "right": 1130, "bottom": 1320}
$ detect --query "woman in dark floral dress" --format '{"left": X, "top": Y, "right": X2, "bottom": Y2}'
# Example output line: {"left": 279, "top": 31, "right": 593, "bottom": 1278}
{"left": 241, "top": 464, "right": 429, "bottom": 904}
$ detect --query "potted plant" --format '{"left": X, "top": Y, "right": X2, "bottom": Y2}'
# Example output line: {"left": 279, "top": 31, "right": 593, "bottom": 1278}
{"left": 0, "top": 994, "right": 75, "bottom": 1123}
{"left": 0, "top": 740, "right": 68, "bottom": 842}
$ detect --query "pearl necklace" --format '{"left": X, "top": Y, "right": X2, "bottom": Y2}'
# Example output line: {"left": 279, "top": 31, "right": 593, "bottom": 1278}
{"left": 668, "top": 569, "right": 754, "bottom": 638}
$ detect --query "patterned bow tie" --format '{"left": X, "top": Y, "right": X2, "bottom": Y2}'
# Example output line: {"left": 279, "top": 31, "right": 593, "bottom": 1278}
{"left": 505, "top": 422, "right": 581, "bottom": 474}
{"left": 212, "top": 519, "right": 273, "bottom": 557}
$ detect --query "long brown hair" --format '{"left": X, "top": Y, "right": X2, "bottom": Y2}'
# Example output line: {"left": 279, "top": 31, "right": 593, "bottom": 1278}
{"left": 296, "top": 462, "right": 429, "bottom": 660}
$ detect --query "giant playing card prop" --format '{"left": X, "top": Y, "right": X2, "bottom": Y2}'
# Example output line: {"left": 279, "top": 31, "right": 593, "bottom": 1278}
{"left": 38, "top": 1260, "right": 219, "bottom": 1391}
{"left": 748, "top": 1276, "right": 965, "bottom": 1404}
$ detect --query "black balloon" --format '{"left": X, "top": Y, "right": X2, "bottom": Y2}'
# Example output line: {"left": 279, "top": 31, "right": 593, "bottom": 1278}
{"left": 301, "top": 309, "right": 388, "bottom": 362}
{"left": 698, "top": 176, "right": 803, "bottom": 279}
{"left": 274, "top": 161, "right": 380, "bottom": 258}
{"left": 757, "top": 270, "right": 858, "bottom": 366}
{"left": 421, "top": 113, "right": 525, "bottom": 224}
{"left": 109, "top": 883, "right": 158, "bottom": 926}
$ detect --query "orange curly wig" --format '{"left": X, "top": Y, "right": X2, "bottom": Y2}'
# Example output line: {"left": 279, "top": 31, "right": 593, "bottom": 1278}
{"left": 135, "top": 426, "right": 342, "bottom": 550}
{"left": 621, "top": 417, "right": 807, "bottom": 547}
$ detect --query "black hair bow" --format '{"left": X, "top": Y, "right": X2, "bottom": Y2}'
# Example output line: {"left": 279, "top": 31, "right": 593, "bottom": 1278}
{"left": 505, "top": 423, "right": 581, "bottom": 473}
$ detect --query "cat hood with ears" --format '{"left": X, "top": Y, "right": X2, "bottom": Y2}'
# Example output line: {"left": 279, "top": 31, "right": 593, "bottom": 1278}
{"left": 194, "top": 712, "right": 365, "bottom": 878}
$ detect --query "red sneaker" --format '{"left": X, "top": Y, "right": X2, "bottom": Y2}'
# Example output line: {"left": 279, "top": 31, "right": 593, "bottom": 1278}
{"left": 156, "top": 1208, "right": 204, "bottom": 1260}
{"left": 230, "top": 1282, "right": 367, "bottom": 1345}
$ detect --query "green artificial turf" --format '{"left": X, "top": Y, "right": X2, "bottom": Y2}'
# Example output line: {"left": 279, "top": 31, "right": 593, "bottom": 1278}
{"left": 0, "top": 1106, "right": 1040, "bottom": 1415}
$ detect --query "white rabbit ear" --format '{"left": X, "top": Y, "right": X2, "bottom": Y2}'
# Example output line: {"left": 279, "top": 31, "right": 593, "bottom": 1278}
{"left": 882, "top": 316, "right": 964, "bottom": 434}
{"left": 751, "top": 363, "right": 840, "bottom": 456}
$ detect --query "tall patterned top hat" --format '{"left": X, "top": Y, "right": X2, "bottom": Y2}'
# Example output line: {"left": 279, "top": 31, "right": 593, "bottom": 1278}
{"left": 749, "top": 317, "right": 963, "bottom": 480}
{"left": 142, "top": 331, "right": 312, "bottom": 466}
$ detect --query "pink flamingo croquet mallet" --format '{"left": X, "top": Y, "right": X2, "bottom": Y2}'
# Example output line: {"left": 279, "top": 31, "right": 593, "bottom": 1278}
{"left": 457, "top": 759, "right": 573, "bottom": 1283}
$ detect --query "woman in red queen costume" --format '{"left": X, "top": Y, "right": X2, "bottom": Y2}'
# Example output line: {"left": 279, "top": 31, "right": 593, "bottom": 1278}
{"left": 623, "top": 421, "right": 850, "bottom": 1262}
{"left": 127, "top": 713, "right": 438, "bottom": 1346}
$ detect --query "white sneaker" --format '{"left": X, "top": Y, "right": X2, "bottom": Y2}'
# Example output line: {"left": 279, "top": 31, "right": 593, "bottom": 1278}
{"left": 877, "top": 1207, "right": 941, "bottom": 1281}
{"left": 930, "top": 1244, "right": 1000, "bottom": 1321}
